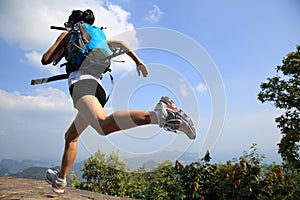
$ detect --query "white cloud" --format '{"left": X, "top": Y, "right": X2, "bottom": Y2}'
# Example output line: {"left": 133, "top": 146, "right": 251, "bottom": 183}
{"left": 1, "top": 0, "right": 68, "bottom": 51}
{"left": 0, "top": 88, "right": 75, "bottom": 160}
{"left": 0, "top": 0, "right": 136, "bottom": 50}
{"left": 196, "top": 83, "right": 207, "bottom": 93}
{"left": 110, "top": 55, "right": 136, "bottom": 73}
{"left": 145, "top": 4, "right": 164, "bottom": 23}
{"left": 0, "top": 88, "right": 71, "bottom": 111}
{"left": 0, "top": 87, "right": 74, "bottom": 139}
{"left": 180, "top": 83, "right": 188, "bottom": 97}
{"left": 0, "top": 0, "right": 137, "bottom": 74}
{"left": 0, "top": 130, "right": 7, "bottom": 136}
{"left": 25, "top": 51, "right": 42, "bottom": 67}
{"left": 104, "top": 3, "right": 134, "bottom": 34}
{"left": 25, "top": 50, "right": 65, "bottom": 75}
{"left": 0, "top": 88, "right": 119, "bottom": 160}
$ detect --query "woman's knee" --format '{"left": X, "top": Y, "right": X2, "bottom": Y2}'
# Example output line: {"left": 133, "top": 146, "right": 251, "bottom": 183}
{"left": 91, "top": 117, "right": 110, "bottom": 136}
{"left": 65, "top": 133, "right": 79, "bottom": 144}
{"left": 64, "top": 124, "right": 80, "bottom": 144}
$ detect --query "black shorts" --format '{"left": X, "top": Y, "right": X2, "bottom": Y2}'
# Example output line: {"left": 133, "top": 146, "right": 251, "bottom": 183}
{"left": 69, "top": 79, "right": 107, "bottom": 107}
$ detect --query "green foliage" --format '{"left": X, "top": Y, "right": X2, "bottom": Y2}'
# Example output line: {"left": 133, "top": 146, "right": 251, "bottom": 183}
{"left": 69, "top": 170, "right": 80, "bottom": 188}
{"left": 124, "top": 167, "right": 148, "bottom": 199}
{"left": 71, "top": 145, "right": 300, "bottom": 199}
{"left": 258, "top": 45, "right": 300, "bottom": 169}
{"left": 145, "top": 160, "right": 185, "bottom": 200}
{"left": 78, "top": 150, "right": 129, "bottom": 195}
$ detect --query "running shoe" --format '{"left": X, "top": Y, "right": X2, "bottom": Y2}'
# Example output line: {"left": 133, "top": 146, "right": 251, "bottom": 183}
{"left": 155, "top": 96, "right": 196, "bottom": 140}
{"left": 45, "top": 168, "right": 66, "bottom": 194}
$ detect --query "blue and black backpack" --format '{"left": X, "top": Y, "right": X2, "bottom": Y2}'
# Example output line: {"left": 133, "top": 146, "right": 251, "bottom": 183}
{"left": 31, "top": 22, "right": 127, "bottom": 85}
{"left": 65, "top": 21, "right": 111, "bottom": 76}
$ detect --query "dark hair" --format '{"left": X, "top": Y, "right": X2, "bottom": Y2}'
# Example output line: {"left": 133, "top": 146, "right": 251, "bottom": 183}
{"left": 83, "top": 9, "right": 95, "bottom": 25}
{"left": 68, "top": 10, "right": 84, "bottom": 23}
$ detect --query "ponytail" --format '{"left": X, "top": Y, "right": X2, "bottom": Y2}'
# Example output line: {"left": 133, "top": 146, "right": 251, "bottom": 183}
{"left": 83, "top": 9, "right": 95, "bottom": 25}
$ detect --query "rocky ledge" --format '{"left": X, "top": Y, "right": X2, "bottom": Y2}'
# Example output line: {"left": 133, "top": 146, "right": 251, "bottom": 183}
{"left": 0, "top": 177, "right": 135, "bottom": 200}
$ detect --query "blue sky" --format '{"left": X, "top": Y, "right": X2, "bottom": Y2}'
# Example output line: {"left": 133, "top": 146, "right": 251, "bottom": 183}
{"left": 0, "top": 0, "right": 299, "bottom": 165}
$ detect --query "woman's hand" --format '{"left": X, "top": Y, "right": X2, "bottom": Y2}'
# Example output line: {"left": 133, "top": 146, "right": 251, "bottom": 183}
{"left": 136, "top": 62, "right": 148, "bottom": 77}
{"left": 107, "top": 40, "right": 149, "bottom": 77}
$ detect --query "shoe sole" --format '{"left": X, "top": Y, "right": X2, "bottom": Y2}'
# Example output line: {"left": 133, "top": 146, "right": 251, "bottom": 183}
{"left": 157, "top": 108, "right": 196, "bottom": 140}
{"left": 179, "top": 119, "right": 196, "bottom": 140}
{"left": 52, "top": 187, "right": 65, "bottom": 194}
{"left": 45, "top": 169, "right": 53, "bottom": 185}
{"left": 156, "top": 96, "right": 196, "bottom": 140}
{"left": 174, "top": 110, "right": 196, "bottom": 140}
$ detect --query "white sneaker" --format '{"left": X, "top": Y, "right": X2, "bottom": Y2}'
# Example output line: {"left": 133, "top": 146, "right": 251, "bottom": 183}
{"left": 155, "top": 96, "right": 196, "bottom": 140}
{"left": 45, "top": 169, "right": 66, "bottom": 194}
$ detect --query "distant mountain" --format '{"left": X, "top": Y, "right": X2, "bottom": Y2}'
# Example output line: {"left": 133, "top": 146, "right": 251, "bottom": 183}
{"left": 124, "top": 151, "right": 201, "bottom": 170}
{"left": 1, "top": 151, "right": 201, "bottom": 181}
{"left": 141, "top": 160, "right": 158, "bottom": 170}
{"left": 0, "top": 159, "right": 51, "bottom": 176}
{"left": 10, "top": 166, "right": 47, "bottom": 180}
{"left": 4, "top": 161, "right": 85, "bottom": 181}
{"left": 178, "top": 151, "right": 202, "bottom": 165}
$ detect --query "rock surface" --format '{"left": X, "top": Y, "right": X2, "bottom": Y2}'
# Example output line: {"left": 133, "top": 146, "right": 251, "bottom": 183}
{"left": 0, "top": 177, "right": 134, "bottom": 200}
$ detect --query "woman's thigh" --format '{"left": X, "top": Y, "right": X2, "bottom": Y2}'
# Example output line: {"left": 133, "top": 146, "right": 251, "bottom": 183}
{"left": 75, "top": 95, "right": 108, "bottom": 135}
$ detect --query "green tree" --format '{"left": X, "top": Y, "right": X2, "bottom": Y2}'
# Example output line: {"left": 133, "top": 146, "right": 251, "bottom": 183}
{"left": 79, "top": 150, "right": 128, "bottom": 194}
{"left": 145, "top": 160, "right": 185, "bottom": 200}
{"left": 73, "top": 150, "right": 148, "bottom": 198}
{"left": 258, "top": 45, "right": 300, "bottom": 170}
{"left": 124, "top": 167, "right": 148, "bottom": 199}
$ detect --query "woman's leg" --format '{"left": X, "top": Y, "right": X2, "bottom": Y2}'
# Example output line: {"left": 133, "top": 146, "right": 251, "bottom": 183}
{"left": 59, "top": 113, "right": 89, "bottom": 180}
{"left": 75, "top": 95, "right": 158, "bottom": 136}
{"left": 58, "top": 95, "right": 157, "bottom": 180}
{"left": 102, "top": 109, "right": 158, "bottom": 134}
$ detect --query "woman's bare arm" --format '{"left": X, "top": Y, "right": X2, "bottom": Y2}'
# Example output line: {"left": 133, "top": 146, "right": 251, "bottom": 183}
{"left": 107, "top": 40, "right": 148, "bottom": 77}
{"left": 41, "top": 32, "right": 70, "bottom": 65}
